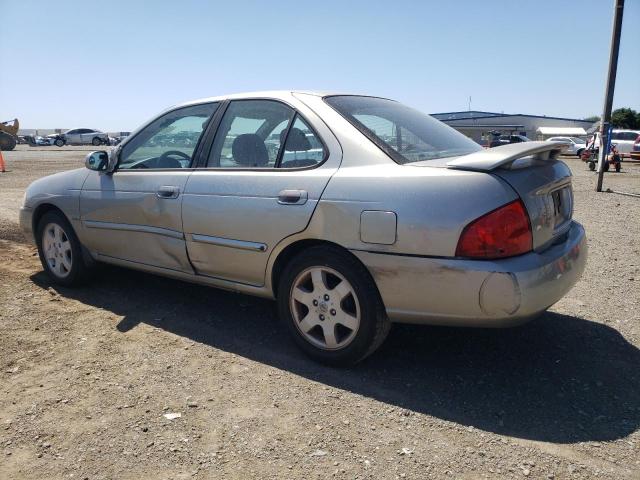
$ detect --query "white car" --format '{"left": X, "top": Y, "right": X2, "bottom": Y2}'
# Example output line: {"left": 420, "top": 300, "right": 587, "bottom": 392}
{"left": 610, "top": 130, "right": 640, "bottom": 157}
{"left": 546, "top": 137, "right": 586, "bottom": 157}
{"left": 57, "top": 128, "right": 109, "bottom": 147}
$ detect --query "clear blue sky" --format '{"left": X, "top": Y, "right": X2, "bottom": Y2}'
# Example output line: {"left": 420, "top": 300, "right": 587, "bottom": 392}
{"left": 1, "top": 0, "right": 638, "bottom": 131}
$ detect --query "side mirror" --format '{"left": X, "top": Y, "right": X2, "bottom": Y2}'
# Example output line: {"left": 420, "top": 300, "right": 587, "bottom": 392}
{"left": 85, "top": 151, "right": 109, "bottom": 171}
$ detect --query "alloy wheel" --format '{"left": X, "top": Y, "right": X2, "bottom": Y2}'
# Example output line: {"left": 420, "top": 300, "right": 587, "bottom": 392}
{"left": 42, "top": 223, "right": 73, "bottom": 278}
{"left": 289, "top": 266, "right": 361, "bottom": 350}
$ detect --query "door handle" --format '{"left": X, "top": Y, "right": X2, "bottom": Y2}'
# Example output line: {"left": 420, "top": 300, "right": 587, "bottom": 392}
{"left": 278, "top": 189, "right": 308, "bottom": 205}
{"left": 156, "top": 185, "right": 180, "bottom": 199}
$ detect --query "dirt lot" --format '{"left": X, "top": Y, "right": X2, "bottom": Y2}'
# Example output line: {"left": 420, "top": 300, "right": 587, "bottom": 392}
{"left": 1, "top": 145, "right": 639, "bottom": 480}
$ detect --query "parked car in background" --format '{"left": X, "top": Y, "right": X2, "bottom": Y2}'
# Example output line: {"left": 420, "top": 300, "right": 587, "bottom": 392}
{"left": 546, "top": 136, "right": 586, "bottom": 157}
{"left": 19, "top": 91, "right": 586, "bottom": 365}
{"left": 489, "top": 134, "right": 530, "bottom": 148}
{"left": 56, "top": 128, "right": 109, "bottom": 147}
{"left": 45, "top": 133, "right": 65, "bottom": 146}
{"left": 34, "top": 136, "right": 52, "bottom": 146}
{"left": 610, "top": 130, "right": 640, "bottom": 157}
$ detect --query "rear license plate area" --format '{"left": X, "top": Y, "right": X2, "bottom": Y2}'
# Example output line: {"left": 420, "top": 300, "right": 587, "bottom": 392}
{"left": 551, "top": 186, "right": 572, "bottom": 230}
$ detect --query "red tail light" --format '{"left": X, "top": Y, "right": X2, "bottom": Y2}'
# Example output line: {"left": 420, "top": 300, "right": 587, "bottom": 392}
{"left": 456, "top": 200, "right": 532, "bottom": 259}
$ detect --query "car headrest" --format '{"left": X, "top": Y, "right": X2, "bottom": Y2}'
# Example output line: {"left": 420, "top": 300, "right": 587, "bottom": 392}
{"left": 232, "top": 134, "right": 269, "bottom": 167}
{"left": 281, "top": 127, "right": 311, "bottom": 151}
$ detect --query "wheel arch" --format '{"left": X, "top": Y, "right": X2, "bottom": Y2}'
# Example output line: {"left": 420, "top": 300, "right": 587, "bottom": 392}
{"left": 32, "top": 203, "right": 69, "bottom": 235}
{"left": 270, "top": 238, "right": 379, "bottom": 299}
{"left": 32, "top": 203, "right": 94, "bottom": 265}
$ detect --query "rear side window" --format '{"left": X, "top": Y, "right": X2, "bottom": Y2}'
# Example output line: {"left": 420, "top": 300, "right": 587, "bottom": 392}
{"left": 207, "top": 100, "right": 294, "bottom": 168}
{"left": 325, "top": 95, "right": 481, "bottom": 164}
{"left": 206, "top": 100, "right": 326, "bottom": 169}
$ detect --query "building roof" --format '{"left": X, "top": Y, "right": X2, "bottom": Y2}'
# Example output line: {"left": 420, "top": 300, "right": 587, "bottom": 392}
{"left": 432, "top": 110, "right": 595, "bottom": 125}
{"left": 537, "top": 127, "right": 587, "bottom": 136}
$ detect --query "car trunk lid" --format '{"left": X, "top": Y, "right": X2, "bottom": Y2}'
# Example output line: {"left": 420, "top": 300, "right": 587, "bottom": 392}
{"left": 444, "top": 141, "right": 573, "bottom": 251}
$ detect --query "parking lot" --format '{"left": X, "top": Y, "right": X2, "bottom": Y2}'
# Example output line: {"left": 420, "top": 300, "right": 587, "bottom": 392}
{"left": 0, "top": 145, "right": 639, "bottom": 479}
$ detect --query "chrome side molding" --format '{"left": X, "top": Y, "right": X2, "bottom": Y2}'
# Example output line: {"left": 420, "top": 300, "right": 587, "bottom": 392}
{"left": 189, "top": 233, "right": 267, "bottom": 252}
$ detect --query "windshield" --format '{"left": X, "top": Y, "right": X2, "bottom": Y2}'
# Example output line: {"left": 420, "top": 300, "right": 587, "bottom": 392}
{"left": 570, "top": 137, "right": 586, "bottom": 144}
{"left": 324, "top": 96, "right": 482, "bottom": 164}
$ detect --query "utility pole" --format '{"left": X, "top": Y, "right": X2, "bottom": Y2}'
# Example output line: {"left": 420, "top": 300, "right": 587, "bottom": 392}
{"left": 596, "top": 0, "right": 624, "bottom": 192}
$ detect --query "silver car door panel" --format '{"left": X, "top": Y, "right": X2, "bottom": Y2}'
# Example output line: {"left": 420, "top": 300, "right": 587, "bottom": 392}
{"left": 80, "top": 171, "right": 193, "bottom": 272}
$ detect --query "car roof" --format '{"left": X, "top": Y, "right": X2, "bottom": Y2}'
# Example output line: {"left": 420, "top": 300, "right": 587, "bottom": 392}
{"left": 175, "top": 90, "right": 393, "bottom": 109}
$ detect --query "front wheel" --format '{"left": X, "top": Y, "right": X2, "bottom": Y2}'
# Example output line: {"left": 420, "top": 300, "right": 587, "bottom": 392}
{"left": 588, "top": 161, "right": 596, "bottom": 171}
{"left": 36, "top": 211, "right": 88, "bottom": 286}
{"left": 54, "top": 138, "right": 64, "bottom": 147}
{"left": 615, "top": 163, "right": 621, "bottom": 172}
{"left": 277, "top": 245, "right": 390, "bottom": 366}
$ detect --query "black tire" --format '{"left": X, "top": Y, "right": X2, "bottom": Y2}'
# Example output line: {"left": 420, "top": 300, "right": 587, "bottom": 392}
{"left": 36, "top": 211, "right": 88, "bottom": 287}
{"left": 54, "top": 138, "right": 65, "bottom": 147}
{"left": 277, "top": 245, "right": 390, "bottom": 366}
{"left": 0, "top": 132, "right": 17, "bottom": 151}
{"left": 604, "top": 162, "right": 610, "bottom": 172}
{"left": 577, "top": 149, "right": 584, "bottom": 158}
{"left": 588, "top": 162, "right": 595, "bottom": 171}
{"left": 91, "top": 137, "right": 101, "bottom": 146}
{"left": 615, "top": 163, "right": 621, "bottom": 172}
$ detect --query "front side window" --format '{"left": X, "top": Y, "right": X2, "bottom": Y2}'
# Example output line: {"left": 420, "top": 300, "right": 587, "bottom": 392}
{"left": 207, "top": 100, "right": 294, "bottom": 168}
{"left": 119, "top": 103, "right": 218, "bottom": 169}
{"left": 325, "top": 96, "right": 482, "bottom": 164}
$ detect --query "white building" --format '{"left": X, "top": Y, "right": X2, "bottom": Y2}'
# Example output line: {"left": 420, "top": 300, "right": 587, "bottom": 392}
{"left": 431, "top": 111, "right": 596, "bottom": 145}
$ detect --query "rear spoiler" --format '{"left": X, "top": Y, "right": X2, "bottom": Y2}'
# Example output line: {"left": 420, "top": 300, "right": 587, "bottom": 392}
{"left": 447, "top": 141, "right": 570, "bottom": 172}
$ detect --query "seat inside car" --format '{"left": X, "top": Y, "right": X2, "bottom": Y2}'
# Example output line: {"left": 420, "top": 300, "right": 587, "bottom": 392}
{"left": 280, "top": 127, "right": 316, "bottom": 168}
{"left": 231, "top": 133, "right": 269, "bottom": 167}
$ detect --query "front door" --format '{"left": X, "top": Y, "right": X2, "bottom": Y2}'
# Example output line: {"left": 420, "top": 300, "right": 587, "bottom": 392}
{"left": 182, "top": 99, "right": 340, "bottom": 286}
{"left": 79, "top": 102, "right": 219, "bottom": 272}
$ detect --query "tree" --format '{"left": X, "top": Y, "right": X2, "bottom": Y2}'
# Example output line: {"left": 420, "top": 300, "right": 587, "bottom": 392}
{"left": 584, "top": 115, "right": 600, "bottom": 123}
{"left": 611, "top": 108, "right": 639, "bottom": 129}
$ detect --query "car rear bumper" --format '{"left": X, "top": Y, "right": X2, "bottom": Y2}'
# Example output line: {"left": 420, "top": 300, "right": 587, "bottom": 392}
{"left": 353, "top": 221, "right": 587, "bottom": 327}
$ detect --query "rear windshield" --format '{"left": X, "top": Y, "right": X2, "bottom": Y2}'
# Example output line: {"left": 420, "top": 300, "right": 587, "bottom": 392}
{"left": 324, "top": 95, "right": 482, "bottom": 164}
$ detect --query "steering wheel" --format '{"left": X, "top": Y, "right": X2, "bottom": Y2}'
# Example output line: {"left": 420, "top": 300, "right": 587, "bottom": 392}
{"left": 159, "top": 150, "right": 190, "bottom": 161}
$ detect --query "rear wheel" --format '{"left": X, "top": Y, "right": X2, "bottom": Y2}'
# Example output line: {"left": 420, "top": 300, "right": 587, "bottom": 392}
{"left": 604, "top": 162, "right": 610, "bottom": 172}
{"left": 91, "top": 137, "right": 101, "bottom": 146}
{"left": 588, "top": 161, "right": 596, "bottom": 171}
{"left": 615, "top": 163, "right": 621, "bottom": 172}
{"left": 36, "top": 211, "right": 88, "bottom": 286}
{"left": 277, "top": 245, "right": 390, "bottom": 366}
{"left": 54, "top": 138, "right": 64, "bottom": 147}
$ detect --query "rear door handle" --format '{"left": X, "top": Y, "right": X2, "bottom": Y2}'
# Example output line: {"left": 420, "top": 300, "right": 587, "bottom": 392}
{"left": 278, "top": 189, "right": 308, "bottom": 205}
{"left": 156, "top": 185, "right": 180, "bottom": 199}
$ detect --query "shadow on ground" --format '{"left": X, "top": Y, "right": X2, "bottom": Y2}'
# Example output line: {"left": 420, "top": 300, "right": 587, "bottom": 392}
{"left": 32, "top": 266, "right": 640, "bottom": 444}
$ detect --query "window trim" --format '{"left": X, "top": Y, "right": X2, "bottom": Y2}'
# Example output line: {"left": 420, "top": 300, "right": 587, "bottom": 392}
{"left": 114, "top": 101, "right": 220, "bottom": 172}
{"left": 196, "top": 98, "right": 330, "bottom": 172}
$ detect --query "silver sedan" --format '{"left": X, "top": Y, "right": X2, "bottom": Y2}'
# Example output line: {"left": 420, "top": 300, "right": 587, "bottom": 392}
{"left": 19, "top": 91, "right": 587, "bottom": 365}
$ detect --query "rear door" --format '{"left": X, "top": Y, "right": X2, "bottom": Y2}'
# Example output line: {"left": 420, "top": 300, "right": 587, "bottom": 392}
{"left": 182, "top": 98, "right": 341, "bottom": 286}
{"left": 80, "top": 102, "right": 219, "bottom": 272}
{"left": 79, "top": 129, "right": 97, "bottom": 144}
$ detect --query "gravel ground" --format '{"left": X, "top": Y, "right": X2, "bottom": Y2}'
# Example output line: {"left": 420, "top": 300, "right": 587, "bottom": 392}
{"left": 0, "top": 146, "right": 639, "bottom": 480}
